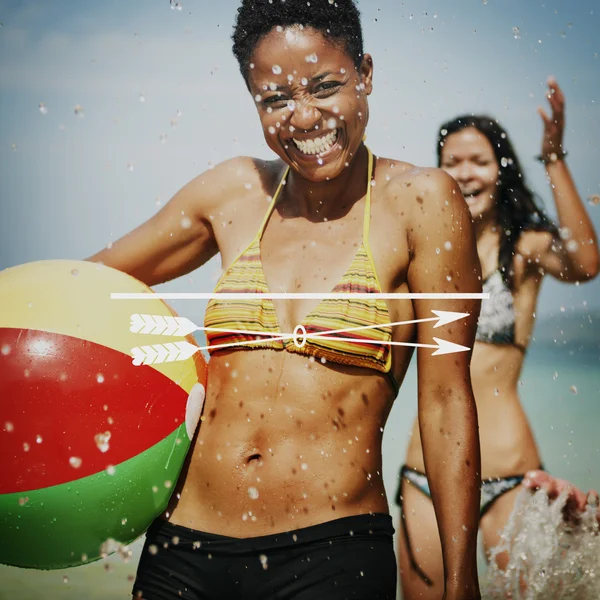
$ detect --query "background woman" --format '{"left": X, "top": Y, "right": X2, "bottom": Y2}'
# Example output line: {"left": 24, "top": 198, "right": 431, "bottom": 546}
{"left": 397, "top": 77, "right": 599, "bottom": 600}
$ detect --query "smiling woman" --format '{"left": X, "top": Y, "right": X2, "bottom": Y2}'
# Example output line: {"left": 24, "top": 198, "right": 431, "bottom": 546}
{"left": 397, "top": 89, "right": 600, "bottom": 600}
{"left": 84, "top": 1, "right": 483, "bottom": 599}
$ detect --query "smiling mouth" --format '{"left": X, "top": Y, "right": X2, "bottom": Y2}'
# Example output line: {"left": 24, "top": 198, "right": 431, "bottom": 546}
{"left": 463, "top": 189, "right": 484, "bottom": 202}
{"left": 291, "top": 129, "right": 339, "bottom": 157}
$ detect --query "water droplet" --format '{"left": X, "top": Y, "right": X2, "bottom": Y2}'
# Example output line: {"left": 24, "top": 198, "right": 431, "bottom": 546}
{"left": 272, "top": 65, "right": 282, "bottom": 75}
{"left": 317, "top": 158, "right": 324, "bottom": 165}
{"left": 254, "top": 94, "right": 262, "bottom": 103}
{"left": 170, "top": 0, "right": 183, "bottom": 11}
{"left": 126, "top": 162, "right": 134, "bottom": 172}
{"left": 501, "top": 157, "right": 508, "bottom": 167}
{"left": 588, "top": 194, "right": 600, "bottom": 206}
{"left": 444, "top": 241, "right": 453, "bottom": 251}
{"left": 23, "top": 443, "right": 30, "bottom": 452}
{"left": 139, "top": 93, "right": 146, "bottom": 103}
{"left": 248, "top": 487, "right": 259, "bottom": 500}
{"left": 95, "top": 431, "right": 111, "bottom": 453}
{"left": 106, "top": 465, "right": 116, "bottom": 475}
{"left": 512, "top": 26, "right": 521, "bottom": 39}
{"left": 180, "top": 216, "right": 192, "bottom": 229}
{"left": 268, "top": 126, "right": 276, "bottom": 135}
{"left": 301, "top": 463, "right": 308, "bottom": 471}
{"left": 1, "top": 344, "right": 11, "bottom": 356}
{"left": 259, "top": 554, "right": 268, "bottom": 570}
{"left": 38, "top": 103, "right": 48, "bottom": 115}
{"left": 305, "top": 53, "right": 318, "bottom": 63}
{"left": 69, "top": 456, "right": 82, "bottom": 468}
{"left": 4, "top": 422, "right": 14, "bottom": 432}
{"left": 19, "top": 496, "right": 29, "bottom": 506}
{"left": 566, "top": 240, "right": 579, "bottom": 253}
{"left": 148, "top": 544, "right": 158, "bottom": 555}
{"left": 164, "top": 480, "right": 172, "bottom": 489}
{"left": 570, "top": 385, "right": 578, "bottom": 395}
{"left": 159, "top": 133, "right": 167, "bottom": 144}
{"left": 36, "top": 435, "right": 42, "bottom": 444}
{"left": 63, "top": 576, "right": 69, "bottom": 584}
{"left": 559, "top": 227, "right": 572, "bottom": 240}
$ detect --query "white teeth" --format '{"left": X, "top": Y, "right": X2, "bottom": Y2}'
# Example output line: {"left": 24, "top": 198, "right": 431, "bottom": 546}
{"left": 292, "top": 129, "right": 338, "bottom": 156}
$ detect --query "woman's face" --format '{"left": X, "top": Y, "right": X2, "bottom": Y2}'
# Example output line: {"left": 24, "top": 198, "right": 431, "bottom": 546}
{"left": 440, "top": 127, "right": 500, "bottom": 221}
{"left": 247, "top": 26, "right": 373, "bottom": 183}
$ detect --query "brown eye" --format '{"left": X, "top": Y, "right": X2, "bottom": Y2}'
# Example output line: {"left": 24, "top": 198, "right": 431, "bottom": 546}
{"left": 314, "top": 82, "right": 342, "bottom": 96}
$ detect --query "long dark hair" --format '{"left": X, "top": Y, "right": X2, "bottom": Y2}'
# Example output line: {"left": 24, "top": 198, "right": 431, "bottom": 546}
{"left": 437, "top": 115, "right": 558, "bottom": 290}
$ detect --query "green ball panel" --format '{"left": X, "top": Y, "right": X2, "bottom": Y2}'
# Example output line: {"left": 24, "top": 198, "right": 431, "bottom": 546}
{"left": 0, "top": 425, "right": 190, "bottom": 570}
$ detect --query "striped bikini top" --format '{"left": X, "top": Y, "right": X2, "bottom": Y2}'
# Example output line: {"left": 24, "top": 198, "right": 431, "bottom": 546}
{"left": 203, "top": 148, "right": 396, "bottom": 387}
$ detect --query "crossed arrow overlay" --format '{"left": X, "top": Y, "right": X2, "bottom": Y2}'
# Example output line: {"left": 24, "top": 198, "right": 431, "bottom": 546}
{"left": 128, "top": 310, "right": 472, "bottom": 366}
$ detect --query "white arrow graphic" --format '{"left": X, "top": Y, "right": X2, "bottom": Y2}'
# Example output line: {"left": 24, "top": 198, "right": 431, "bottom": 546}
{"left": 130, "top": 335, "right": 470, "bottom": 364}
{"left": 131, "top": 341, "right": 199, "bottom": 366}
{"left": 127, "top": 310, "right": 470, "bottom": 338}
{"left": 126, "top": 310, "right": 474, "bottom": 364}
{"left": 130, "top": 314, "right": 197, "bottom": 337}
{"left": 431, "top": 337, "right": 471, "bottom": 356}
{"left": 431, "top": 310, "right": 471, "bottom": 328}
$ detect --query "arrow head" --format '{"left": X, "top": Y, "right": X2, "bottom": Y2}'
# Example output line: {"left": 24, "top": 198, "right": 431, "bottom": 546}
{"left": 431, "top": 310, "right": 471, "bottom": 329}
{"left": 431, "top": 337, "right": 471, "bottom": 356}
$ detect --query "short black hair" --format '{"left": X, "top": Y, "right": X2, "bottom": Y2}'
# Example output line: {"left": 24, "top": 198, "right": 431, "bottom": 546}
{"left": 232, "top": 0, "right": 364, "bottom": 86}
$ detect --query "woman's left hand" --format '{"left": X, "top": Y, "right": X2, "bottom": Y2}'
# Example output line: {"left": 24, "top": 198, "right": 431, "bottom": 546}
{"left": 537, "top": 77, "right": 566, "bottom": 159}
{"left": 523, "top": 469, "right": 599, "bottom": 525}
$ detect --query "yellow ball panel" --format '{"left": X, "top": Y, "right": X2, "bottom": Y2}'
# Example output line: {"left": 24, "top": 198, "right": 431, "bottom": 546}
{"left": 0, "top": 260, "right": 200, "bottom": 393}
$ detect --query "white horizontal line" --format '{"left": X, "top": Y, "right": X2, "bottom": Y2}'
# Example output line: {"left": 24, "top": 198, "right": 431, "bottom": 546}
{"left": 112, "top": 292, "right": 489, "bottom": 300}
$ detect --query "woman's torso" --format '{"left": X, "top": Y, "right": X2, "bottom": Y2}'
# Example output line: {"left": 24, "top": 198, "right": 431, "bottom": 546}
{"left": 168, "top": 152, "right": 422, "bottom": 536}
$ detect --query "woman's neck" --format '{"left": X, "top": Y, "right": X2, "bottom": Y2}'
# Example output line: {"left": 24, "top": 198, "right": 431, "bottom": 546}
{"left": 281, "top": 144, "right": 370, "bottom": 222}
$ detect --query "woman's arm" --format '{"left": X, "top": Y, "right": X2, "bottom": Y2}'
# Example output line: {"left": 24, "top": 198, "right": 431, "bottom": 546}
{"left": 405, "top": 168, "right": 482, "bottom": 600}
{"left": 85, "top": 157, "right": 252, "bottom": 285}
{"left": 533, "top": 78, "right": 600, "bottom": 282}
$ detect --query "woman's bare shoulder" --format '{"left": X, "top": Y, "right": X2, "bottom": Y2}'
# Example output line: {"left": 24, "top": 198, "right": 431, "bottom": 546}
{"left": 185, "top": 156, "right": 282, "bottom": 206}
{"left": 375, "top": 156, "right": 465, "bottom": 217}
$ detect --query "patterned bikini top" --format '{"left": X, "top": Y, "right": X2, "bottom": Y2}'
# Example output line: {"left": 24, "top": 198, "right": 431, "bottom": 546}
{"left": 203, "top": 148, "right": 396, "bottom": 386}
{"left": 476, "top": 269, "right": 525, "bottom": 351}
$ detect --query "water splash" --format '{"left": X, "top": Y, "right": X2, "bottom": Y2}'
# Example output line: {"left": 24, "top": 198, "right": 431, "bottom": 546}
{"left": 481, "top": 488, "right": 600, "bottom": 599}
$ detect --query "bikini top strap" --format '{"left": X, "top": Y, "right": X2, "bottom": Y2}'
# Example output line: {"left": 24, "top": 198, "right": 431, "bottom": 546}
{"left": 256, "top": 164, "right": 290, "bottom": 241}
{"left": 363, "top": 146, "right": 374, "bottom": 244}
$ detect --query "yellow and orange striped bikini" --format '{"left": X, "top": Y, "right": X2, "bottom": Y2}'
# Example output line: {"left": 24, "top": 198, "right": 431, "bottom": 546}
{"left": 204, "top": 148, "right": 398, "bottom": 393}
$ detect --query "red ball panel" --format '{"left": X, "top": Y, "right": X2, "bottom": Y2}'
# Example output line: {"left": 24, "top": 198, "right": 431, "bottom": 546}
{"left": 0, "top": 328, "right": 189, "bottom": 494}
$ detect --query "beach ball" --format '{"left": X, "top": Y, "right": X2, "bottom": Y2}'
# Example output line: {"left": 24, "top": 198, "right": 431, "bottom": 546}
{"left": 0, "top": 259, "right": 207, "bottom": 569}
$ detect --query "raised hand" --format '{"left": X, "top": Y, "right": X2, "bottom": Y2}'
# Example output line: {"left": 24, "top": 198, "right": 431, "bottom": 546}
{"left": 537, "top": 76, "right": 566, "bottom": 160}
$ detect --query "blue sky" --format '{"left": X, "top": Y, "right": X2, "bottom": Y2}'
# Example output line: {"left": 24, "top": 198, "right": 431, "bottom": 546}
{"left": 0, "top": 0, "right": 599, "bottom": 322}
